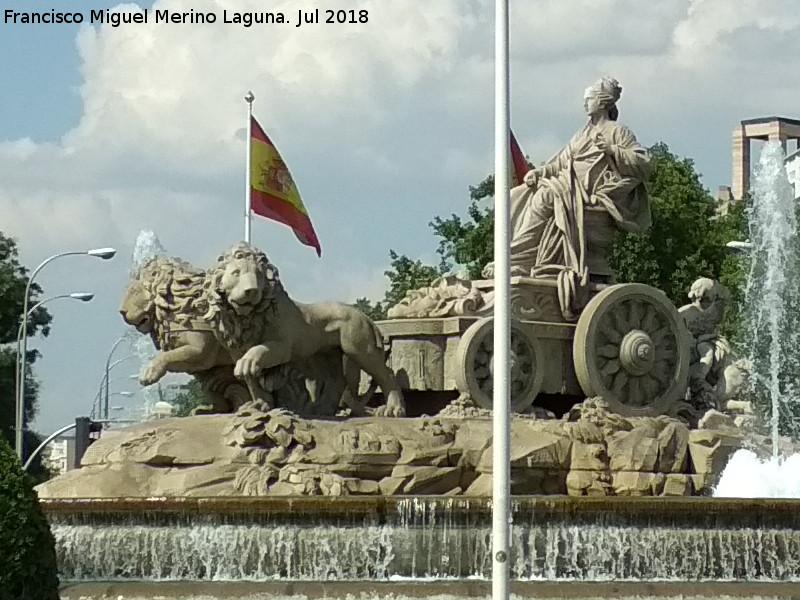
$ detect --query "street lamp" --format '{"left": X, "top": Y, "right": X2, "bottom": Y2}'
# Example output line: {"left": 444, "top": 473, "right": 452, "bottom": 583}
{"left": 16, "top": 293, "right": 94, "bottom": 348}
{"left": 726, "top": 240, "right": 753, "bottom": 254}
{"left": 17, "top": 247, "right": 115, "bottom": 458}
{"left": 15, "top": 292, "right": 93, "bottom": 439}
{"left": 91, "top": 383, "right": 135, "bottom": 420}
{"left": 102, "top": 336, "right": 132, "bottom": 420}
{"left": 14, "top": 288, "right": 99, "bottom": 460}
{"left": 89, "top": 349, "right": 139, "bottom": 418}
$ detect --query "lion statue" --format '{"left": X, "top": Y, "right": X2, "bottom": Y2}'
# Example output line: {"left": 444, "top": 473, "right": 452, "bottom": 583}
{"left": 119, "top": 256, "right": 251, "bottom": 413}
{"left": 120, "top": 253, "right": 379, "bottom": 417}
{"left": 203, "top": 242, "right": 406, "bottom": 417}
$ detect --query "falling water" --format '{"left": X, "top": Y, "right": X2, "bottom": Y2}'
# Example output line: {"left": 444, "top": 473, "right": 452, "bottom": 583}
{"left": 46, "top": 497, "right": 800, "bottom": 583}
{"left": 742, "top": 142, "right": 800, "bottom": 458}
{"left": 129, "top": 229, "right": 169, "bottom": 418}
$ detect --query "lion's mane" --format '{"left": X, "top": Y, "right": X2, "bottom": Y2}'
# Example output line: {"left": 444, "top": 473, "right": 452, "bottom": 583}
{"left": 130, "top": 256, "right": 209, "bottom": 349}
{"left": 202, "top": 242, "right": 282, "bottom": 353}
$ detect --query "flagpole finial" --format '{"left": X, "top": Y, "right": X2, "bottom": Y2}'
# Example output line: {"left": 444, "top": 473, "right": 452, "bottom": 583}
{"left": 245, "top": 91, "right": 255, "bottom": 104}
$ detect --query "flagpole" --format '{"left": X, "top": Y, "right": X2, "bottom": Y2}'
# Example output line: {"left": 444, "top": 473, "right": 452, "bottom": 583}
{"left": 492, "top": 0, "right": 511, "bottom": 598}
{"left": 244, "top": 91, "right": 255, "bottom": 244}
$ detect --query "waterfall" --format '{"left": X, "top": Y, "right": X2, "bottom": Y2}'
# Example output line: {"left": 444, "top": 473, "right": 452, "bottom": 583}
{"left": 45, "top": 497, "right": 800, "bottom": 582}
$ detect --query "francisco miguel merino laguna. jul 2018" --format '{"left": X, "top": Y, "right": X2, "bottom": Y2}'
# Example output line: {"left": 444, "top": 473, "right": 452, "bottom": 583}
{"left": 4, "top": 7, "right": 370, "bottom": 27}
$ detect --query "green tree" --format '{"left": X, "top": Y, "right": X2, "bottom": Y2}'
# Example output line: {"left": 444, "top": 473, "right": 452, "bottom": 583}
{"left": 430, "top": 181, "right": 495, "bottom": 278}
{"left": 381, "top": 249, "right": 443, "bottom": 309}
{"left": 0, "top": 233, "right": 52, "bottom": 478}
{"left": 353, "top": 297, "right": 387, "bottom": 321}
{"left": 351, "top": 251, "right": 442, "bottom": 321}
{"left": 0, "top": 436, "right": 60, "bottom": 600}
{"left": 164, "top": 379, "right": 209, "bottom": 417}
{"left": 606, "top": 143, "right": 747, "bottom": 308}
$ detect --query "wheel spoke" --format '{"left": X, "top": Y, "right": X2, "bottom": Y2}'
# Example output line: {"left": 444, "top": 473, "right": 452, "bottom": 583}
{"left": 640, "top": 305, "right": 656, "bottom": 333}
{"left": 652, "top": 360, "right": 671, "bottom": 385}
{"left": 654, "top": 341, "right": 676, "bottom": 362}
{"left": 599, "top": 320, "right": 622, "bottom": 344}
{"left": 650, "top": 325, "right": 670, "bottom": 346}
{"left": 644, "top": 374, "right": 662, "bottom": 399}
{"left": 600, "top": 358, "right": 621, "bottom": 376}
{"left": 611, "top": 371, "right": 629, "bottom": 397}
{"left": 598, "top": 343, "right": 620, "bottom": 359}
{"left": 627, "top": 376, "right": 643, "bottom": 406}
{"left": 628, "top": 300, "right": 642, "bottom": 328}
{"left": 610, "top": 307, "right": 630, "bottom": 334}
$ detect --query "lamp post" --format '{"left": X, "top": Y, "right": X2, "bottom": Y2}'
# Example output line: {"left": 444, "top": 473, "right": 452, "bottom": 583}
{"left": 103, "top": 336, "right": 131, "bottom": 420}
{"left": 15, "top": 292, "right": 93, "bottom": 442}
{"left": 17, "top": 247, "right": 115, "bottom": 459}
{"left": 15, "top": 287, "right": 100, "bottom": 460}
{"left": 90, "top": 371, "right": 137, "bottom": 419}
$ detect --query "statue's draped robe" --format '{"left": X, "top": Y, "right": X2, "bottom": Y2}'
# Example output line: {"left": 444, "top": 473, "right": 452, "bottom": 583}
{"left": 504, "top": 120, "right": 652, "bottom": 318}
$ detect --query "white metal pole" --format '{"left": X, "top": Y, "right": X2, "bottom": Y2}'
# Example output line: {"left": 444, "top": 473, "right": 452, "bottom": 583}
{"left": 245, "top": 91, "right": 255, "bottom": 243}
{"left": 493, "top": 0, "right": 512, "bottom": 598}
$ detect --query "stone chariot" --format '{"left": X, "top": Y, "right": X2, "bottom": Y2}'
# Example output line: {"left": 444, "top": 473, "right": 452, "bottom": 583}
{"left": 379, "top": 277, "right": 692, "bottom": 418}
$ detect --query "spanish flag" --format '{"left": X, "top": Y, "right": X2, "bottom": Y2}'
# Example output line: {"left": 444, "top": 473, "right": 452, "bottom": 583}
{"left": 509, "top": 129, "right": 528, "bottom": 188}
{"left": 250, "top": 117, "right": 322, "bottom": 256}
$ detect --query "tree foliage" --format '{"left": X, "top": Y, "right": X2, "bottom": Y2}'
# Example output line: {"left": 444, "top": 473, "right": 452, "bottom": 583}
{"left": 353, "top": 297, "right": 387, "bottom": 322}
{"left": 164, "top": 379, "right": 209, "bottom": 417}
{"left": 0, "top": 233, "right": 53, "bottom": 478}
{"left": 430, "top": 191, "right": 494, "bottom": 278}
{"left": 0, "top": 436, "right": 60, "bottom": 600}
{"left": 353, "top": 250, "right": 443, "bottom": 320}
{"left": 606, "top": 143, "right": 747, "bottom": 309}
{"left": 0, "top": 234, "right": 52, "bottom": 341}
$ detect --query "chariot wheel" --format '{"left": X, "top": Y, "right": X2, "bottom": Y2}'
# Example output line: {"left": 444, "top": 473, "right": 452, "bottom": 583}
{"left": 455, "top": 317, "right": 544, "bottom": 413}
{"left": 573, "top": 283, "right": 691, "bottom": 417}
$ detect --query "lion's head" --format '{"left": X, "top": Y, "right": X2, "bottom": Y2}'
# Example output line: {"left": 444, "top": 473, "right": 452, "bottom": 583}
{"left": 203, "top": 242, "right": 282, "bottom": 351}
{"left": 120, "top": 256, "right": 207, "bottom": 348}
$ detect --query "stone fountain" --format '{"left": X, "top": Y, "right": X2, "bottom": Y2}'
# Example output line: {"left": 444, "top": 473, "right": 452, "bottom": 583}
{"left": 38, "top": 78, "right": 800, "bottom": 598}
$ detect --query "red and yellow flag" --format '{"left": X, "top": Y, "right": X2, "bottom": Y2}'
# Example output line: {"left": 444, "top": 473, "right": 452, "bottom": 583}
{"left": 509, "top": 129, "right": 528, "bottom": 187}
{"left": 250, "top": 117, "right": 321, "bottom": 256}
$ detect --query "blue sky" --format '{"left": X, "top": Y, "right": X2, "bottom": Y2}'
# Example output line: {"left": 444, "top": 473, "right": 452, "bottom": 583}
{"left": 1, "top": 0, "right": 799, "bottom": 435}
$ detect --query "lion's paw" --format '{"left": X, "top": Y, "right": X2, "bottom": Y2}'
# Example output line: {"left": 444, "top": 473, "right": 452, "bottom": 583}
{"left": 139, "top": 361, "right": 166, "bottom": 386}
{"left": 375, "top": 394, "right": 407, "bottom": 418}
{"left": 234, "top": 346, "right": 269, "bottom": 378}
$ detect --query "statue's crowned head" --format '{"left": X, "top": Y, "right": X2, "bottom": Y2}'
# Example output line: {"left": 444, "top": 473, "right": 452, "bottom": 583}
{"left": 584, "top": 76, "right": 622, "bottom": 121}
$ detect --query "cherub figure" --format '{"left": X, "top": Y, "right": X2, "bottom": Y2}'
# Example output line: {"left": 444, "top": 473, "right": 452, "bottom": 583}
{"left": 678, "top": 277, "right": 737, "bottom": 411}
